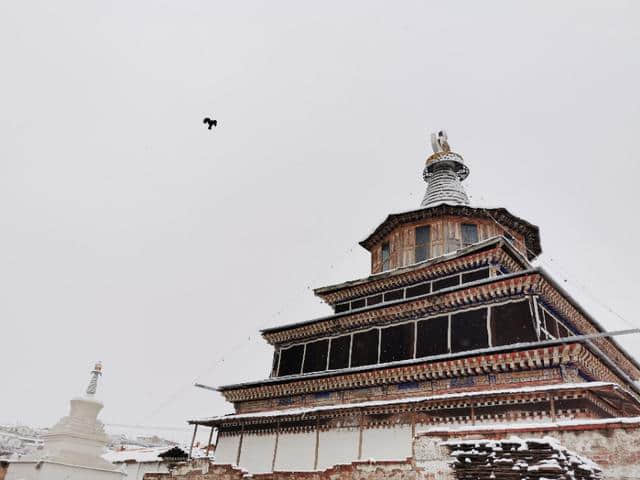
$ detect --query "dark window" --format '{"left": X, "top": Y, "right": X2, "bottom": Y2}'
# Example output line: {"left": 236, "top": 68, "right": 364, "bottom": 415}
{"left": 278, "top": 345, "right": 304, "bottom": 376}
{"left": 491, "top": 300, "right": 537, "bottom": 346}
{"left": 461, "top": 224, "right": 479, "bottom": 246}
{"left": 351, "top": 329, "right": 380, "bottom": 367}
{"left": 335, "top": 302, "right": 350, "bottom": 313}
{"left": 415, "top": 226, "right": 431, "bottom": 262}
{"left": 433, "top": 275, "right": 460, "bottom": 291}
{"left": 462, "top": 268, "right": 490, "bottom": 284}
{"left": 538, "top": 305, "right": 550, "bottom": 339}
{"left": 380, "top": 323, "right": 414, "bottom": 363}
{"left": 302, "top": 339, "right": 329, "bottom": 373}
{"left": 406, "top": 282, "right": 430, "bottom": 298}
{"left": 367, "top": 294, "right": 383, "bottom": 306}
{"left": 416, "top": 315, "right": 449, "bottom": 358}
{"left": 328, "top": 335, "right": 351, "bottom": 370}
{"left": 381, "top": 242, "right": 390, "bottom": 271}
{"left": 383, "top": 289, "right": 404, "bottom": 302}
{"left": 350, "top": 298, "right": 366, "bottom": 310}
{"left": 272, "top": 351, "right": 280, "bottom": 376}
{"left": 451, "top": 308, "right": 489, "bottom": 352}
{"left": 557, "top": 322, "right": 571, "bottom": 338}
{"left": 544, "top": 310, "right": 560, "bottom": 338}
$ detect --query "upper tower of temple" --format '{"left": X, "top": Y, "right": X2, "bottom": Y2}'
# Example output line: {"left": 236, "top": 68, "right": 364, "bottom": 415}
{"left": 360, "top": 131, "right": 541, "bottom": 274}
{"left": 421, "top": 130, "right": 470, "bottom": 207}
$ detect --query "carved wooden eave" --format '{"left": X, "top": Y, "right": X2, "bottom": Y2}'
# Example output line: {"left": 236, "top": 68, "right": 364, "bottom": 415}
{"left": 260, "top": 269, "right": 640, "bottom": 382}
{"left": 217, "top": 344, "right": 638, "bottom": 406}
{"left": 313, "top": 238, "right": 528, "bottom": 306}
{"left": 359, "top": 204, "right": 542, "bottom": 260}
{"left": 263, "top": 271, "right": 541, "bottom": 346}
{"left": 192, "top": 382, "right": 639, "bottom": 434}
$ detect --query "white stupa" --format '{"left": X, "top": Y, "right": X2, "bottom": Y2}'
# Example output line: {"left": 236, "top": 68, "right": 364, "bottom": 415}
{"left": 6, "top": 363, "right": 124, "bottom": 480}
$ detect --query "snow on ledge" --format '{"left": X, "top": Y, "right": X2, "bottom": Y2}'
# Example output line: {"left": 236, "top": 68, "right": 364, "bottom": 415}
{"left": 191, "top": 381, "right": 618, "bottom": 424}
{"left": 418, "top": 416, "right": 640, "bottom": 435}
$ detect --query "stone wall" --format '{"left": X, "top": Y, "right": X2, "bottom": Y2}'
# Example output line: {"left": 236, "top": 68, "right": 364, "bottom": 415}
{"left": 415, "top": 421, "right": 640, "bottom": 480}
{"left": 143, "top": 459, "right": 452, "bottom": 480}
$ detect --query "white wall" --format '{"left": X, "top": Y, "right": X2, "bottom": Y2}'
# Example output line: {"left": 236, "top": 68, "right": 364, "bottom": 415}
{"left": 316, "top": 428, "right": 359, "bottom": 470}
{"left": 214, "top": 434, "right": 240, "bottom": 465}
{"left": 118, "top": 462, "right": 169, "bottom": 480}
{"left": 6, "top": 461, "right": 124, "bottom": 480}
{"left": 238, "top": 433, "right": 276, "bottom": 474}
{"left": 361, "top": 425, "right": 412, "bottom": 461}
{"left": 273, "top": 432, "right": 315, "bottom": 471}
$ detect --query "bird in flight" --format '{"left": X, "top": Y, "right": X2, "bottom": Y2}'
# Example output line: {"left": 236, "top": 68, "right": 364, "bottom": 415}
{"left": 203, "top": 117, "right": 218, "bottom": 130}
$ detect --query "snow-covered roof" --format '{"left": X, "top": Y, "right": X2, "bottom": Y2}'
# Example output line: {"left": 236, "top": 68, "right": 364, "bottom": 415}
{"left": 103, "top": 446, "right": 211, "bottom": 464}
{"left": 104, "top": 447, "right": 172, "bottom": 464}
{"left": 420, "top": 416, "right": 640, "bottom": 435}
{"left": 313, "top": 235, "right": 529, "bottom": 297}
{"left": 191, "top": 381, "right": 620, "bottom": 425}
{"left": 358, "top": 203, "right": 542, "bottom": 259}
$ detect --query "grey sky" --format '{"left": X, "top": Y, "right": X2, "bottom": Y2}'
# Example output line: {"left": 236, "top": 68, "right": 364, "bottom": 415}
{"left": 1, "top": 1, "right": 639, "bottom": 443}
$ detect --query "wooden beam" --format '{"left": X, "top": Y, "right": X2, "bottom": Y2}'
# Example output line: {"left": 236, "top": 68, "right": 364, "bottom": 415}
{"left": 205, "top": 426, "right": 215, "bottom": 457}
{"left": 189, "top": 424, "right": 198, "bottom": 459}
{"left": 313, "top": 417, "right": 320, "bottom": 470}
{"left": 357, "top": 415, "right": 364, "bottom": 460}
{"left": 236, "top": 424, "right": 244, "bottom": 466}
{"left": 271, "top": 420, "right": 280, "bottom": 472}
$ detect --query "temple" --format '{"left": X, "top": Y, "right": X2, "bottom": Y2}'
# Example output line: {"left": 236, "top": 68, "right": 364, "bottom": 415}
{"left": 161, "top": 133, "right": 640, "bottom": 479}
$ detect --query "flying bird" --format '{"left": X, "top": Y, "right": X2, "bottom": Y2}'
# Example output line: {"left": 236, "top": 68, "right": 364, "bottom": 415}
{"left": 203, "top": 117, "right": 218, "bottom": 130}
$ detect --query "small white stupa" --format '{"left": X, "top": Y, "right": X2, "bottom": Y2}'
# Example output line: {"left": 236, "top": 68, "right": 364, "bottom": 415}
{"left": 6, "top": 363, "right": 124, "bottom": 480}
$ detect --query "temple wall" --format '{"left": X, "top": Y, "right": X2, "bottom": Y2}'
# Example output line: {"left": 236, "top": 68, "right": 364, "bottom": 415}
{"left": 371, "top": 216, "right": 526, "bottom": 274}
{"left": 316, "top": 428, "right": 359, "bottom": 470}
{"left": 361, "top": 425, "right": 412, "bottom": 461}
{"left": 273, "top": 432, "right": 315, "bottom": 471}
{"left": 239, "top": 433, "right": 276, "bottom": 474}
{"left": 144, "top": 459, "right": 440, "bottom": 480}
{"left": 214, "top": 434, "right": 240, "bottom": 465}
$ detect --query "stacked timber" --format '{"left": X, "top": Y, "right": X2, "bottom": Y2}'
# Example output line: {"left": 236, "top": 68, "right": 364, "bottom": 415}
{"left": 445, "top": 436, "right": 603, "bottom": 480}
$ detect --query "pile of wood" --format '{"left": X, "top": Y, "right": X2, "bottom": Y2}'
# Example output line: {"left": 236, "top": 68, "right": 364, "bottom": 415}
{"left": 445, "top": 436, "right": 603, "bottom": 480}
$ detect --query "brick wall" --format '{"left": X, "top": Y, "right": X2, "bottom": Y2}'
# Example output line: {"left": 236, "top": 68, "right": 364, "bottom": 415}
{"left": 143, "top": 459, "right": 453, "bottom": 480}
{"left": 415, "top": 422, "right": 640, "bottom": 480}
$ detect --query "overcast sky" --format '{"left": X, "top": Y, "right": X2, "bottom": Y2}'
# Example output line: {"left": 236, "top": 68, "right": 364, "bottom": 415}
{"left": 1, "top": 1, "right": 639, "bottom": 444}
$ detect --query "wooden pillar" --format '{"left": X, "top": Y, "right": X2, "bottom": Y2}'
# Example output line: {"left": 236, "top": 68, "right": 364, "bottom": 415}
{"left": 549, "top": 394, "right": 557, "bottom": 421}
{"left": 357, "top": 414, "right": 365, "bottom": 460}
{"left": 205, "top": 426, "right": 215, "bottom": 456}
{"left": 471, "top": 404, "right": 476, "bottom": 426}
{"left": 236, "top": 424, "right": 245, "bottom": 466}
{"left": 313, "top": 417, "right": 320, "bottom": 470}
{"left": 271, "top": 420, "right": 280, "bottom": 472}
{"left": 410, "top": 412, "right": 417, "bottom": 459}
{"left": 189, "top": 424, "right": 198, "bottom": 459}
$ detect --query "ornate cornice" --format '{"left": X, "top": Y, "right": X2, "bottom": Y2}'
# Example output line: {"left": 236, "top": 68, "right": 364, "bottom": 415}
{"left": 219, "top": 344, "right": 632, "bottom": 405}
{"left": 536, "top": 277, "right": 640, "bottom": 380}
{"left": 264, "top": 272, "right": 539, "bottom": 345}
{"left": 359, "top": 205, "right": 541, "bottom": 260}
{"left": 203, "top": 382, "right": 635, "bottom": 435}
{"left": 314, "top": 244, "right": 524, "bottom": 306}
